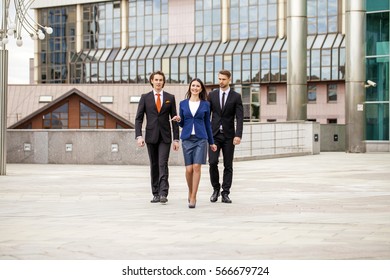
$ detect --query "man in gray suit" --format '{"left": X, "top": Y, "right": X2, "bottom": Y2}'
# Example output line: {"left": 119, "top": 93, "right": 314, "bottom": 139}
{"left": 208, "top": 70, "right": 244, "bottom": 204}
{"left": 135, "top": 71, "right": 180, "bottom": 204}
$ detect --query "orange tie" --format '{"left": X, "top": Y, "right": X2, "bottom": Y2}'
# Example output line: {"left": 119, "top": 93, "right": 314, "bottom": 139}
{"left": 156, "top": 93, "right": 161, "bottom": 113}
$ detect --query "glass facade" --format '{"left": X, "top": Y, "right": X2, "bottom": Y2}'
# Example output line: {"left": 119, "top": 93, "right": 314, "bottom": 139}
{"left": 83, "top": 1, "right": 121, "bottom": 49}
{"left": 366, "top": 1, "right": 390, "bottom": 141}
{"left": 41, "top": 0, "right": 345, "bottom": 86}
{"left": 38, "top": 6, "right": 76, "bottom": 83}
{"left": 195, "top": 0, "right": 221, "bottom": 41}
{"left": 129, "top": 0, "right": 168, "bottom": 46}
{"left": 307, "top": 0, "right": 338, "bottom": 34}
{"left": 38, "top": 0, "right": 346, "bottom": 123}
{"left": 230, "top": 0, "right": 277, "bottom": 40}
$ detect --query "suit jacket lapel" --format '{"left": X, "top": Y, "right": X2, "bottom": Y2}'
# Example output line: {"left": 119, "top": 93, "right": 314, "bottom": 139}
{"left": 213, "top": 91, "right": 223, "bottom": 113}
{"left": 185, "top": 99, "right": 192, "bottom": 116}
{"left": 160, "top": 91, "right": 168, "bottom": 112}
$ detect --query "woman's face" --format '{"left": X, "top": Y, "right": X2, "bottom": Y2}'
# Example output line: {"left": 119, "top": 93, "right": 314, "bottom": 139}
{"left": 190, "top": 80, "right": 202, "bottom": 95}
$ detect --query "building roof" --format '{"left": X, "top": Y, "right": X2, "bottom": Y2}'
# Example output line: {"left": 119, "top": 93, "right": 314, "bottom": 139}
{"left": 8, "top": 88, "right": 136, "bottom": 129}
{"left": 7, "top": 84, "right": 188, "bottom": 128}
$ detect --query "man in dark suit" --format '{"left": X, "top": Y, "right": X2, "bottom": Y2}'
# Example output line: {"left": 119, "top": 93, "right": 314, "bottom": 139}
{"left": 208, "top": 70, "right": 244, "bottom": 203}
{"left": 135, "top": 71, "right": 180, "bottom": 204}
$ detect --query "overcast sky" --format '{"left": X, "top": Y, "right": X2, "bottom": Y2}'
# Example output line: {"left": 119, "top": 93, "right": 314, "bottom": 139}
{"left": 6, "top": 6, "right": 34, "bottom": 85}
{"left": 7, "top": 40, "right": 33, "bottom": 84}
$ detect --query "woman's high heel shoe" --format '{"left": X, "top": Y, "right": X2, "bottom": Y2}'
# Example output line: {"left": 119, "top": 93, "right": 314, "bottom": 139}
{"left": 188, "top": 200, "right": 196, "bottom": 208}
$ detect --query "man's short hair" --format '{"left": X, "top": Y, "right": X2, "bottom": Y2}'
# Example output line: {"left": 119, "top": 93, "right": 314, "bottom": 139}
{"left": 218, "top": 70, "right": 231, "bottom": 79}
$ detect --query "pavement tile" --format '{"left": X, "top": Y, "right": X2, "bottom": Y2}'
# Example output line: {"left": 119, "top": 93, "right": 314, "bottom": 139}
{"left": 0, "top": 152, "right": 389, "bottom": 260}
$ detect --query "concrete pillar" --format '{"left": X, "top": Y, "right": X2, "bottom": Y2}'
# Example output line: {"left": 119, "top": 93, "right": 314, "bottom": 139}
{"left": 221, "top": 0, "right": 229, "bottom": 43}
{"left": 286, "top": 0, "right": 307, "bottom": 121}
{"left": 121, "top": 0, "right": 128, "bottom": 49}
{"left": 76, "top": 4, "right": 83, "bottom": 53}
{"left": 0, "top": 0, "right": 8, "bottom": 175}
{"left": 341, "top": 0, "right": 346, "bottom": 34}
{"left": 278, "top": 0, "right": 286, "bottom": 39}
{"left": 33, "top": 9, "right": 39, "bottom": 84}
{"left": 345, "top": 0, "right": 366, "bottom": 153}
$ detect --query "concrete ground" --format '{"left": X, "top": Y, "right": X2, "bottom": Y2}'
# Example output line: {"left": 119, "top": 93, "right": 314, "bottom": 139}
{"left": 0, "top": 152, "right": 389, "bottom": 260}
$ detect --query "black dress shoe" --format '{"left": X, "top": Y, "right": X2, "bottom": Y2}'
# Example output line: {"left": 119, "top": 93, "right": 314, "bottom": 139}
{"left": 221, "top": 194, "right": 232, "bottom": 203}
{"left": 150, "top": 195, "right": 160, "bottom": 203}
{"left": 160, "top": 196, "right": 168, "bottom": 203}
{"left": 210, "top": 189, "right": 220, "bottom": 202}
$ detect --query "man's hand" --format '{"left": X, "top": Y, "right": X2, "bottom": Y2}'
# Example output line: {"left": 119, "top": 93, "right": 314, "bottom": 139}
{"left": 233, "top": 137, "right": 241, "bottom": 145}
{"left": 172, "top": 141, "right": 180, "bottom": 151}
{"left": 137, "top": 136, "right": 145, "bottom": 147}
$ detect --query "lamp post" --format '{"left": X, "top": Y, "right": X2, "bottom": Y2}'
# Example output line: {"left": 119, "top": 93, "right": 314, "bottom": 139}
{"left": 0, "top": 0, "right": 9, "bottom": 176}
{"left": 0, "top": 0, "right": 52, "bottom": 175}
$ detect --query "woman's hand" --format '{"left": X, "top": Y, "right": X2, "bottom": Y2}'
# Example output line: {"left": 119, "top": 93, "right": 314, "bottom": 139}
{"left": 170, "top": 116, "right": 181, "bottom": 122}
{"left": 210, "top": 144, "right": 217, "bottom": 152}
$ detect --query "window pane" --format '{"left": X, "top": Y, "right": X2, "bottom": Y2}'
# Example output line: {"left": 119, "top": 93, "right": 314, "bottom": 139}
{"left": 80, "top": 102, "right": 105, "bottom": 128}
{"left": 308, "top": 85, "right": 317, "bottom": 102}
{"left": 267, "top": 86, "right": 277, "bottom": 104}
{"left": 327, "top": 84, "right": 337, "bottom": 102}
{"left": 366, "top": 103, "right": 389, "bottom": 140}
{"left": 367, "top": 12, "right": 389, "bottom": 56}
{"left": 367, "top": 1, "right": 389, "bottom": 12}
{"left": 366, "top": 58, "right": 389, "bottom": 102}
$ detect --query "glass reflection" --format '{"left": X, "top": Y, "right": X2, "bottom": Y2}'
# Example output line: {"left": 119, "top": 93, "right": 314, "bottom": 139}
{"left": 366, "top": 104, "right": 389, "bottom": 141}
{"left": 367, "top": 12, "right": 390, "bottom": 56}
{"left": 62, "top": 0, "right": 348, "bottom": 89}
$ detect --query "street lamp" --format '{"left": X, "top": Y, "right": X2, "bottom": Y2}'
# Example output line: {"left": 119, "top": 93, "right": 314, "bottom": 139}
{"left": 1, "top": 0, "right": 52, "bottom": 175}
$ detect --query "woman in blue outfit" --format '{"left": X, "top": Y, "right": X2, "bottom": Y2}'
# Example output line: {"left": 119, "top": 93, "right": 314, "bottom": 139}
{"left": 172, "top": 78, "right": 217, "bottom": 208}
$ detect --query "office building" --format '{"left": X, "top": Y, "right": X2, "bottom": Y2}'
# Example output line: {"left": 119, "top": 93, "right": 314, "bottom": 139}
{"left": 8, "top": 0, "right": 389, "bottom": 151}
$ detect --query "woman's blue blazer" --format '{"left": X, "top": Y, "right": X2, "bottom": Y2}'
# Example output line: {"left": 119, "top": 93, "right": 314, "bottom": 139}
{"left": 178, "top": 99, "right": 214, "bottom": 144}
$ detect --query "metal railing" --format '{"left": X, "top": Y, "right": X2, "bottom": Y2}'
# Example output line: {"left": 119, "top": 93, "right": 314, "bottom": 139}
{"left": 6, "top": 122, "right": 320, "bottom": 165}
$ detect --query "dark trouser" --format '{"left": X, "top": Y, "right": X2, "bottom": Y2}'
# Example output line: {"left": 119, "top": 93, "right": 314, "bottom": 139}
{"left": 146, "top": 140, "right": 171, "bottom": 197}
{"left": 208, "top": 132, "right": 235, "bottom": 196}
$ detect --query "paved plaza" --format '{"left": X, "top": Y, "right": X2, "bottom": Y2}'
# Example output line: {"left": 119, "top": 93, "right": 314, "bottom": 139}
{"left": 0, "top": 152, "right": 389, "bottom": 260}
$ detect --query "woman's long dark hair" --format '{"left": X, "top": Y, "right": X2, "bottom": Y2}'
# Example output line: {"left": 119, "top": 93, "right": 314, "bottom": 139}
{"left": 185, "top": 78, "right": 207, "bottom": 100}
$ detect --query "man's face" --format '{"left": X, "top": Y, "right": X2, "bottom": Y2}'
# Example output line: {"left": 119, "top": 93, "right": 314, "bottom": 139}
{"left": 152, "top": 74, "right": 164, "bottom": 92}
{"left": 218, "top": 74, "right": 230, "bottom": 90}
